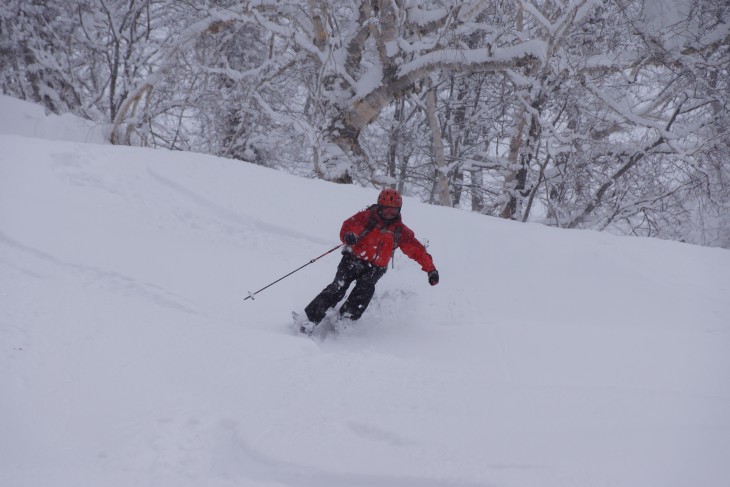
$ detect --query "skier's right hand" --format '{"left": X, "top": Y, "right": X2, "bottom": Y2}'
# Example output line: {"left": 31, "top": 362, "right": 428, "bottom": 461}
{"left": 344, "top": 232, "right": 358, "bottom": 246}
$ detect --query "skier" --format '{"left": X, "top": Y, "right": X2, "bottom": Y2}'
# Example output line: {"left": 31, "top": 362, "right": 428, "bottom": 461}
{"left": 302, "top": 188, "right": 439, "bottom": 331}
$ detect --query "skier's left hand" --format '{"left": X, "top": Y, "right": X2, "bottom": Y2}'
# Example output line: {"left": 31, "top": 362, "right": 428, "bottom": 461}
{"left": 344, "top": 232, "right": 358, "bottom": 246}
{"left": 428, "top": 269, "right": 439, "bottom": 286}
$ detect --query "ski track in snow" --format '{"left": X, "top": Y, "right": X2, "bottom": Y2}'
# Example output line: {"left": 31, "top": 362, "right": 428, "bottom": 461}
{"left": 0, "top": 231, "right": 200, "bottom": 315}
{"left": 146, "top": 164, "right": 334, "bottom": 248}
{"left": 214, "top": 419, "right": 494, "bottom": 487}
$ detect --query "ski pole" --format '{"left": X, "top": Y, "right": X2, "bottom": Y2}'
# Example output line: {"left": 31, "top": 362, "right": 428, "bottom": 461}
{"left": 244, "top": 243, "right": 343, "bottom": 301}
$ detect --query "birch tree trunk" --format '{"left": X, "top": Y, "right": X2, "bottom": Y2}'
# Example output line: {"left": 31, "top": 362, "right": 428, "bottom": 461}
{"left": 425, "top": 80, "right": 453, "bottom": 206}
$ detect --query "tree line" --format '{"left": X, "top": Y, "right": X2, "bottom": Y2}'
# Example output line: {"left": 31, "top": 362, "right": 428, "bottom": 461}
{"left": 2, "top": 0, "right": 728, "bottom": 247}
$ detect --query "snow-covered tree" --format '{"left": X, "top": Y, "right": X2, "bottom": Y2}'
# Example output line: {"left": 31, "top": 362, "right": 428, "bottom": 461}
{"left": 0, "top": 1, "right": 82, "bottom": 113}
{"left": 3, "top": 0, "right": 728, "bottom": 247}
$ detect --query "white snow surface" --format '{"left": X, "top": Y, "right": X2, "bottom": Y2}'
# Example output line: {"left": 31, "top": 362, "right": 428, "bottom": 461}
{"left": 1, "top": 95, "right": 729, "bottom": 487}
{"left": 0, "top": 95, "right": 107, "bottom": 144}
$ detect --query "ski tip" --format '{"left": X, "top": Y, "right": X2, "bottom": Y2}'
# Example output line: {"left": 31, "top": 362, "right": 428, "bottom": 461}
{"left": 293, "top": 311, "right": 316, "bottom": 336}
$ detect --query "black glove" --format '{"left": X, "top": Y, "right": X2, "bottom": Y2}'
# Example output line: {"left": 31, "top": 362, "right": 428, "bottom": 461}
{"left": 428, "top": 269, "right": 439, "bottom": 286}
{"left": 344, "top": 232, "right": 358, "bottom": 246}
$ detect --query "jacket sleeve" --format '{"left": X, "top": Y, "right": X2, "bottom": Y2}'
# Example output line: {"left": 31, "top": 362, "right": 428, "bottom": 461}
{"left": 397, "top": 224, "right": 435, "bottom": 272}
{"left": 340, "top": 210, "right": 370, "bottom": 242}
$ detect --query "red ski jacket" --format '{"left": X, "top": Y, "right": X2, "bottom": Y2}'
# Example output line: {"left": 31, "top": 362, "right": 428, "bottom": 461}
{"left": 340, "top": 207, "right": 435, "bottom": 271}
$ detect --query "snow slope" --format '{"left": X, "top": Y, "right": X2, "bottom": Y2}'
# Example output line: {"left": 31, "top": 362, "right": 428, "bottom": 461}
{"left": 0, "top": 94, "right": 107, "bottom": 144}
{"left": 1, "top": 95, "right": 729, "bottom": 487}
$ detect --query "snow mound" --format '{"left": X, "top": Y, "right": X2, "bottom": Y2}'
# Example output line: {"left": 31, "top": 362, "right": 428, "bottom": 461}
{"left": 0, "top": 94, "right": 107, "bottom": 144}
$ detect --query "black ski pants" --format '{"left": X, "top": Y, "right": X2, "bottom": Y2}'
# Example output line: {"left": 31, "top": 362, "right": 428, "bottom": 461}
{"left": 305, "top": 252, "right": 386, "bottom": 324}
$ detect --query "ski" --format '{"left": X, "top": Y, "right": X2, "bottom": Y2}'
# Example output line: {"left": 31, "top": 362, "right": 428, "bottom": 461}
{"left": 292, "top": 311, "right": 315, "bottom": 336}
